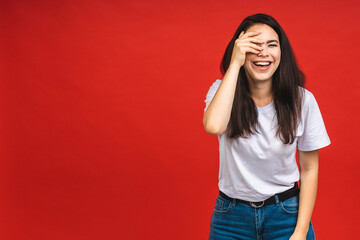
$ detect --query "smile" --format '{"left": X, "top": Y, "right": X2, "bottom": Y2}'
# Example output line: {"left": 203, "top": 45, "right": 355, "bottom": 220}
{"left": 252, "top": 62, "right": 272, "bottom": 71}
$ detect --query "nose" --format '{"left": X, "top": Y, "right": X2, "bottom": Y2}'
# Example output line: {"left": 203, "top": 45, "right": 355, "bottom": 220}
{"left": 258, "top": 49, "right": 268, "bottom": 57}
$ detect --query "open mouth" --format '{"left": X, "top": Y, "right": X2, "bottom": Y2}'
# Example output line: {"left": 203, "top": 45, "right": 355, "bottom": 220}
{"left": 252, "top": 61, "right": 272, "bottom": 71}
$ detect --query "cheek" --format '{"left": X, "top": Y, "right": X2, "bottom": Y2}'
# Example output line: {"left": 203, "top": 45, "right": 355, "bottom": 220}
{"left": 245, "top": 53, "right": 256, "bottom": 65}
{"left": 276, "top": 49, "right": 281, "bottom": 61}
{"left": 277, "top": 52, "right": 281, "bottom": 66}
{"left": 244, "top": 54, "right": 252, "bottom": 63}
{"left": 270, "top": 51, "right": 280, "bottom": 69}
{"left": 243, "top": 58, "right": 251, "bottom": 70}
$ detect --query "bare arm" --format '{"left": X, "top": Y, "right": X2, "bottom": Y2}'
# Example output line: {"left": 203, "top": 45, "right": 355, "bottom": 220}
{"left": 291, "top": 149, "right": 319, "bottom": 239}
{"left": 203, "top": 30, "right": 263, "bottom": 135}
{"left": 202, "top": 64, "right": 240, "bottom": 135}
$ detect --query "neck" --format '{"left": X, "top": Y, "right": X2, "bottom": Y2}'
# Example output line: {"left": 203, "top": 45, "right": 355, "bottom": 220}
{"left": 247, "top": 78, "right": 273, "bottom": 107}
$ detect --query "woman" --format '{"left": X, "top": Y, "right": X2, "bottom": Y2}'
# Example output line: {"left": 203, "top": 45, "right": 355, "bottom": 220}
{"left": 203, "top": 13, "right": 330, "bottom": 240}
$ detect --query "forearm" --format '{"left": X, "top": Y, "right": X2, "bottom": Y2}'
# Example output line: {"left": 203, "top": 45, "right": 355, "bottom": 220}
{"left": 203, "top": 64, "right": 240, "bottom": 135}
{"left": 294, "top": 168, "right": 318, "bottom": 234}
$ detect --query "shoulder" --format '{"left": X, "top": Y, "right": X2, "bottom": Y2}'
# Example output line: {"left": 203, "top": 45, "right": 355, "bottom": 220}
{"left": 205, "top": 79, "right": 222, "bottom": 95}
{"left": 211, "top": 79, "right": 222, "bottom": 88}
{"left": 298, "top": 87, "right": 325, "bottom": 121}
{"left": 299, "top": 87, "right": 317, "bottom": 108}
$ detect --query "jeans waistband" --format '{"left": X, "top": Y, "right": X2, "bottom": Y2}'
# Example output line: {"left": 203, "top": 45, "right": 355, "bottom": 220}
{"left": 219, "top": 182, "right": 300, "bottom": 208}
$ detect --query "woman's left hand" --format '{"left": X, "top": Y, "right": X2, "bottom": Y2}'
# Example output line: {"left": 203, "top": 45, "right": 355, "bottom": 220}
{"left": 289, "top": 231, "right": 306, "bottom": 240}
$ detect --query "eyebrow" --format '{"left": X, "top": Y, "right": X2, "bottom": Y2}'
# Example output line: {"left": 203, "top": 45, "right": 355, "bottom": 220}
{"left": 266, "top": 40, "right": 278, "bottom": 44}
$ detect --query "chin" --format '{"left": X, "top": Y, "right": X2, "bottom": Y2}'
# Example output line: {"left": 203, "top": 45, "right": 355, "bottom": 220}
{"left": 249, "top": 73, "right": 273, "bottom": 82}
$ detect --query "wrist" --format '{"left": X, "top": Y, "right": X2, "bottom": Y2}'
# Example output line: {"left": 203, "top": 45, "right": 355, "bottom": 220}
{"left": 294, "top": 225, "right": 309, "bottom": 235}
{"left": 229, "top": 62, "right": 242, "bottom": 70}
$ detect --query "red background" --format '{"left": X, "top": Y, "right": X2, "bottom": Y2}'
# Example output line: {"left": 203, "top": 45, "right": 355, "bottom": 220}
{"left": 1, "top": 0, "right": 359, "bottom": 239}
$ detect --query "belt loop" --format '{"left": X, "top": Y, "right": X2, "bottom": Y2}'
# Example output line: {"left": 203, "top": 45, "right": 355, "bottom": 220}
{"left": 232, "top": 198, "right": 236, "bottom": 207}
{"left": 274, "top": 194, "right": 280, "bottom": 205}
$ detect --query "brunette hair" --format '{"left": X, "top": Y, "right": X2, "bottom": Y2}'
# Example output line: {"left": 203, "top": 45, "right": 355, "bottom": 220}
{"left": 220, "top": 13, "right": 305, "bottom": 144}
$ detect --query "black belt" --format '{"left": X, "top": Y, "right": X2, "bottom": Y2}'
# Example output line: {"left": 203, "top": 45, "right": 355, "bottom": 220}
{"left": 219, "top": 182, "right": 299, "bottom": 208}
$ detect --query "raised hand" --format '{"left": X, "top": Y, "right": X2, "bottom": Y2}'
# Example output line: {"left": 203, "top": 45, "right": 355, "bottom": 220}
{"left": 230, "top": 30, "right": 264, "bottom": 67}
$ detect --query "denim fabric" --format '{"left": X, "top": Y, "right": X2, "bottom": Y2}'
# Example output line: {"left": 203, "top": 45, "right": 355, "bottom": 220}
{"left": 209, "top": 193, "right": 315, "bottom": 240}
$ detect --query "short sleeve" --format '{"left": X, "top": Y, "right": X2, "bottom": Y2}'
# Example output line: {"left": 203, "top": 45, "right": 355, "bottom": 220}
{"left": 297, "top": 91, "right": 331, "bottom": 151}
{"left": 204, "top": 79, "right": 222, "bottom": 113}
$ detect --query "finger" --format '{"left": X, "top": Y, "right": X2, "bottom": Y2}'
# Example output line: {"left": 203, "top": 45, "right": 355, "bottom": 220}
{"left": 243, "top": 42, "right": 264, "bottom": 51}
{"left": 248, "top": 37, "right": 264, "bottom": 44}
{"left": 237, "top": 31, "right": 244, "bottom": 39}
{"left": 244, "top": 31, "right": 262, "bottom": 37}
{"left": 244, "top": 46, "right": 262, "bottom": 55}
{"left": 237, "top": 38, "right": 264, "bottom": 46}
{"left": 236, "top": 37, "right": 263, "bottom": 46}
{"left": 251, "top": 43, "right": 264, "bottom": 51}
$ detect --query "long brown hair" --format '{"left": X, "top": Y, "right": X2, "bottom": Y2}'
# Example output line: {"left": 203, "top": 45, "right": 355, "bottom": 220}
{"left": 220, "top": 13, "right": 305, "bottom": 144}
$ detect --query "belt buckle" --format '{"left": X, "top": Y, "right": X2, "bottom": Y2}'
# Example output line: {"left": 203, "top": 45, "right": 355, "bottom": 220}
{"left": 250, "top": 201, "right": 265, "bottom": 208}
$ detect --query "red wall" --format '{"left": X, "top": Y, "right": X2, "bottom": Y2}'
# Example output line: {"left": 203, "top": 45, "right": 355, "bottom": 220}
{"left": 1, "top": 0, "right": 359, "bottom": 239}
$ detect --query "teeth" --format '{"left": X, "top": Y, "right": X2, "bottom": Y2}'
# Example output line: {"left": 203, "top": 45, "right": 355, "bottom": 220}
{"left": 254, "top": 62, "right": 270, "bottom": 66}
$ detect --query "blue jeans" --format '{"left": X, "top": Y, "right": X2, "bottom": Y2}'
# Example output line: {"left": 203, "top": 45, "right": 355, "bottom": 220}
{"left": 209, "top": 193, "right": 315, "bottom": 240}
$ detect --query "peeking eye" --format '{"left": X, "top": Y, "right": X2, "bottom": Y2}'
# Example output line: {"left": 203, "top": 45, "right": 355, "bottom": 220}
{"left": 269, "top": 44, "right": 278, "bottom": 47}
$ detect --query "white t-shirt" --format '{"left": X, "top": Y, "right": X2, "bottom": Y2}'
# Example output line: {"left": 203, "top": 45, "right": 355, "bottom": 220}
{"left": 204, "top": 79, "right": 331, "bottom": 201}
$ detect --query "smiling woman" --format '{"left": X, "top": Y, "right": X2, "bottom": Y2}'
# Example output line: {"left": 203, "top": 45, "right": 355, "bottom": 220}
{"left": 243, "top": 24, "right": 281, "bottom": 86}
{"left": 203, "top": 13, "right": 331, "bottom": 240}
